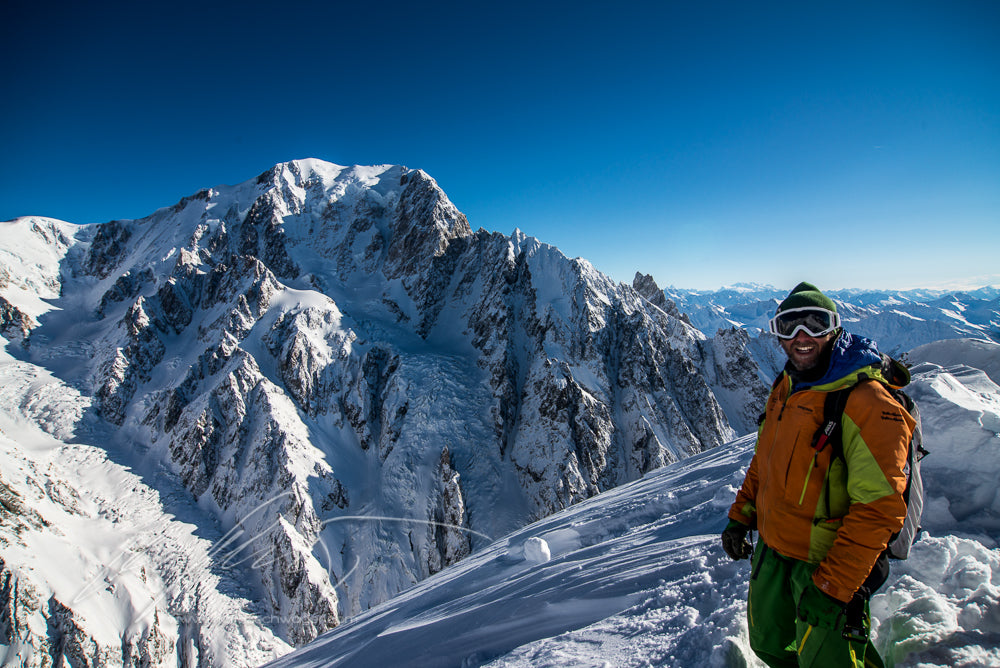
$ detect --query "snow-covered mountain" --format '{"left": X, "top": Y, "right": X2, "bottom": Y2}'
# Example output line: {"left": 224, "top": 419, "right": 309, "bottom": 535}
{"left": 0, "top": 160, "right": 767, "bottom": 665}
{"left": 265, "top": 347, "right": 1000, "bottom": 667}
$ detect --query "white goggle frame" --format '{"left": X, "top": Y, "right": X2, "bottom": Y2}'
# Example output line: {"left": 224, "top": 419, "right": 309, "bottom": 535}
{"left": 768, "top": 306, "right": 841, "bottom": 340}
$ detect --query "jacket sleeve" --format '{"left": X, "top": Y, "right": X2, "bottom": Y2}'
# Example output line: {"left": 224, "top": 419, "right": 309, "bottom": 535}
{"left": 812, "top": 382, "right": 913, "bottom": 602}
{"left": 729, "top": 383, "right": 781, "bottom": 527}
{"left": 728, "top": 452, "right": 759, "bottom": 527}
{"left": 728, "top": 412, "right": 768, "bottom": 527}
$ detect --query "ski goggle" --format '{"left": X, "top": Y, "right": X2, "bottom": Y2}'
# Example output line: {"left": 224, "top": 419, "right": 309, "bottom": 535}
{"left": 768, "top": 307, "right": 841, "bottom": 339}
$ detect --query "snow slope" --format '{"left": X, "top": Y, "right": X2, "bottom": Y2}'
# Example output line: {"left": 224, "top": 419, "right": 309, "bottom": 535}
{"left": 267, "top": 352, "right": 1000, "bottom": 668}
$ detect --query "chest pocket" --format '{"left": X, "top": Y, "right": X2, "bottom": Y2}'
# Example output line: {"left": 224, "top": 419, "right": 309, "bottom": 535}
{"left": 768, "top": 400, "right": 828, "bottom": 509}
{"left": 786, "top": 435, "right": 835, "bottom": 509}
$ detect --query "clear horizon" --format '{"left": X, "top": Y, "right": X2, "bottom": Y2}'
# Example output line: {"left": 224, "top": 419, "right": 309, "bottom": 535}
{"left": 2, "top": 1, "right": 997, "bottom": 292}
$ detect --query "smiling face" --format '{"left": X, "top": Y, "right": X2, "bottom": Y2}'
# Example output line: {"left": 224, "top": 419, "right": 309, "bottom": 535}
{"left": 780, "top": 329, "right": 838, "bottom": 371}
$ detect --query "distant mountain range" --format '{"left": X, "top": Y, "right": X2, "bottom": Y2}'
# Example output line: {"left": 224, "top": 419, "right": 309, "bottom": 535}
{"left": 659, "top": 282, "right": 999, "bottom": 356}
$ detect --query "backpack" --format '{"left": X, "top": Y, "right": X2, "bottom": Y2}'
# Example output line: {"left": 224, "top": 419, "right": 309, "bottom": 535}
{"left": 811, "top": 354, "right": 928, "bottom": 561}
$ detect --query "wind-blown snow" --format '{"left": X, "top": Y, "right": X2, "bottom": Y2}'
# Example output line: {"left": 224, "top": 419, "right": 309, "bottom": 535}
{"left": 907, "top": 338, "right": 1000, "bottom": 386}
{"left": 266, "top": 355, "right": 1000, "bottom": 668}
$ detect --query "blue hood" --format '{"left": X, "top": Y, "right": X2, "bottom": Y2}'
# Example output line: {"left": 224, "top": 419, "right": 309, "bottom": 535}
{"left": 794, "top": 331, "right": 883, "bottom": 392}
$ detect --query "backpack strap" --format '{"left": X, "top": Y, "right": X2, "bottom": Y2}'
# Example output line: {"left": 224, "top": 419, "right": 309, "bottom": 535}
{"left": 812, "top": 385, "right": 853, "bottom": 459}
{"left": 813, "top": 361, "right": 885, "bottom": 460}
{"left": 815, "top": 382, "right": 863, "bottom": 522}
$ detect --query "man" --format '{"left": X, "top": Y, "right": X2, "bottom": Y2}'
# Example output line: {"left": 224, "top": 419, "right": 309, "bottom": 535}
{"left": 721, "top": 282, "right": 914, "bottom": 668}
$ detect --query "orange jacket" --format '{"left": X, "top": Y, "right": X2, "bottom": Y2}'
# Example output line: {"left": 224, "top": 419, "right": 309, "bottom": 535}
{"left": 729, "top": 339, "right": 914, "bottom": 603}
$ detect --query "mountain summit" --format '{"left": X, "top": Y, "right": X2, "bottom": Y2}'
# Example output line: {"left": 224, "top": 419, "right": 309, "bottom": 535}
{"left": 0, "top": 160, "right": 766, "bottom": 664}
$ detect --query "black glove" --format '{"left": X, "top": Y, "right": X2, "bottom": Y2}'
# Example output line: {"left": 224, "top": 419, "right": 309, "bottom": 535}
{"left": 721, "top": 520, "right": 753, "bottom": 560}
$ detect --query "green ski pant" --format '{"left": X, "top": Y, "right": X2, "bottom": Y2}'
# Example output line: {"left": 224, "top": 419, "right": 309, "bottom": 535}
{"left": 747, "top": 541, "right": 884, "bottom": 668}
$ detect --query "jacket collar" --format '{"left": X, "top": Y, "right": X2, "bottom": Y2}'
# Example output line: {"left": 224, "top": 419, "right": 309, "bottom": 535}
{"left": 787, "top": 331, "right": 883, "bottom": 393}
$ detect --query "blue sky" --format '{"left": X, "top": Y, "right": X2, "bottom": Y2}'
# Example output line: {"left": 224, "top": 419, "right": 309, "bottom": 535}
{"left": 2, "top": 1, "right": 997, "bottom": 291}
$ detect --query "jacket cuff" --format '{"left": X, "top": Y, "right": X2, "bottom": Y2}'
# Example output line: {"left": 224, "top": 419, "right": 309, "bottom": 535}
{"left": 727, "top": 503, "right": 756, "bottom": 527}
{"left": 811, "top": 571, "right": 852, "bottom": 604}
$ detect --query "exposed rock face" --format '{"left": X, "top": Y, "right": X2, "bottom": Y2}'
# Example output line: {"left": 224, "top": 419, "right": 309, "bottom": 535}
{"left": 699, "top": 326, "right": 772, "bottom": 434}
{"left": 0, "top": 295, "right": 34, "bottom": 344}
{"left": 633, "top": 271, "right": 691, "bottom": 325}
{"left": 427, "top": 446, "right": 471, "bottom": 575}
{"left": 634, "top": 273, "right": 768, "bottom": 436}
{"left": 0, "top": 160, "right": 767, "bottom": 662}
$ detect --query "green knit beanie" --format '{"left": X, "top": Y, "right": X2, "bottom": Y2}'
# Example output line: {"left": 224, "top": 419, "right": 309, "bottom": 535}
{"left": 777, "top": 282, "right": 837, "bottom": 314}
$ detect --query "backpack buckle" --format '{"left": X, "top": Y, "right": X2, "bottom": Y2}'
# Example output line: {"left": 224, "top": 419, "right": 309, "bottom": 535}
{"left": 811, "top": 419, "right": 837, "bottom": 452}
